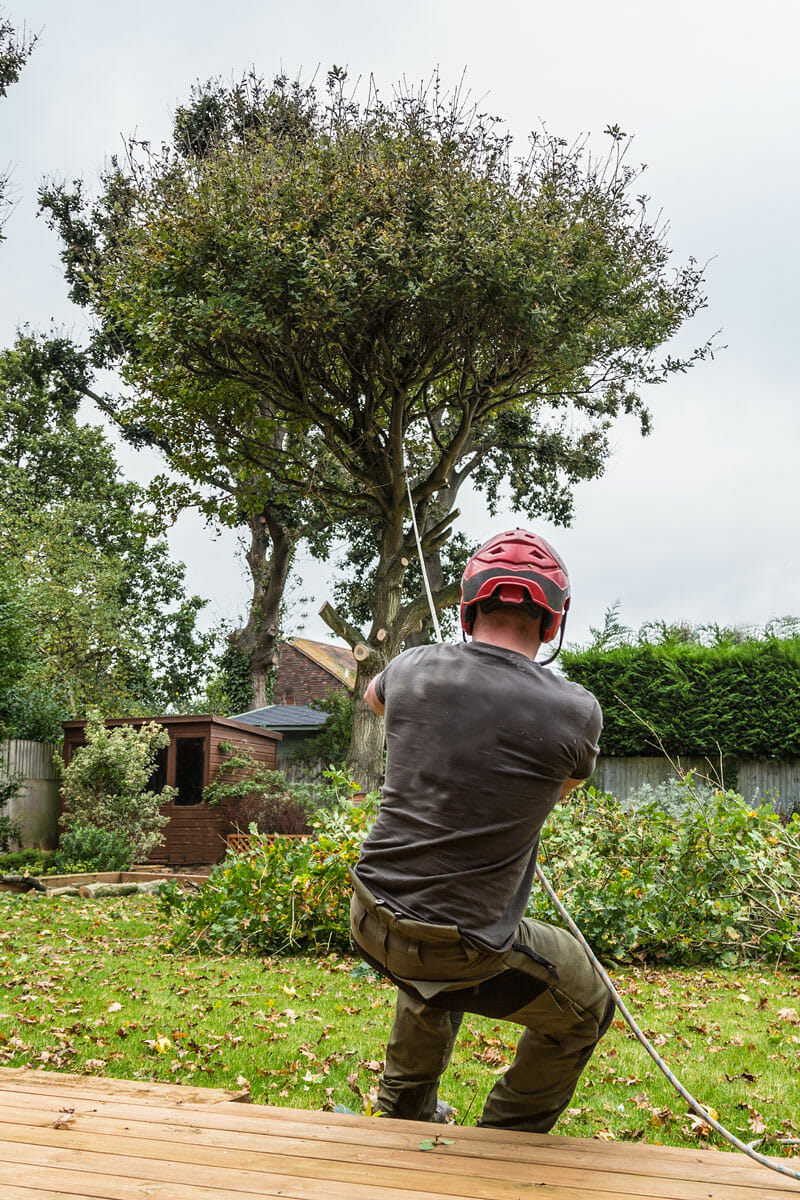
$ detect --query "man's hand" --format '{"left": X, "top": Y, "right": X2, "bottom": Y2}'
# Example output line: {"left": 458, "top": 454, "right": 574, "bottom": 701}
{"left": 364, "top": 678, "right": 385, "bottom": 716}
{"left": 559, "top": 777, "right": 583, "bottom": 802}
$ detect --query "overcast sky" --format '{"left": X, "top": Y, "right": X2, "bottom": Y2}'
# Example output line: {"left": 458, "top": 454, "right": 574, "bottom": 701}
{"left": 2, "top": 0, "right": 798, "bottom": 650}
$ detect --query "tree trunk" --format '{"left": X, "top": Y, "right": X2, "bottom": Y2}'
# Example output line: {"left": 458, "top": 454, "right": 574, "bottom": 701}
{"left": 347, "top": 666, "right": 387, "bottom": 792}
{"left": 320, "top": 482, "right": 462, "bottom": 788}
{"left": 229, "top": 508, "right": 293, "bottom": 709}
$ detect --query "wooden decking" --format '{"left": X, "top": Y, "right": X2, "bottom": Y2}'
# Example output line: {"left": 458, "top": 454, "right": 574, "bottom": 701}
{"left": 1, "top": 1067, "right": 798, "bottom": 1200}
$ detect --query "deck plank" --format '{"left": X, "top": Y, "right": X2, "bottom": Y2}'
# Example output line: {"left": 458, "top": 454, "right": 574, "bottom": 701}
{"left": 0, "top": 1098, "right": 790, "bottom": 1200}
{"left": 0, "top": 1065, "right": 248, "bottom": 1104}
{"left": 0, "top": 1070, "right": 798, "bottom": 1200}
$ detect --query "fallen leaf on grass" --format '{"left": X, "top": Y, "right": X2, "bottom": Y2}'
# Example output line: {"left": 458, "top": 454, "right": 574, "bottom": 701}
{"left": 145, "top": 1035, "right": 172, "bottom": 1054}
{"left": 683, "top": 1107, "right": 719, "bottom": 1139}
{"left": 748, "top": 1111, "right": 767, "bottom": 1135}
{"left": 346, "top": 1072, "right": 362, "bottom": 1098}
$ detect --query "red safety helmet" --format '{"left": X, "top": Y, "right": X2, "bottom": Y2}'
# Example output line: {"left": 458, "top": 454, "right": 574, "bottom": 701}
{"left": 459, "top": 528, "right": 571, "bottom": 644}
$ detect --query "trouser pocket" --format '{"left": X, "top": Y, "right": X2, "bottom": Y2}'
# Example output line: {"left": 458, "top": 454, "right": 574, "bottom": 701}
{"left": 424, "top": 969, "right": 548, "bottom": 1019}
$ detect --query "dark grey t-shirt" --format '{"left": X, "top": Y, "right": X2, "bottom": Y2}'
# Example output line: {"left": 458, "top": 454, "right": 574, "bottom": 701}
{"left": 355, "top": 640, "right": 602, "bottom": 952}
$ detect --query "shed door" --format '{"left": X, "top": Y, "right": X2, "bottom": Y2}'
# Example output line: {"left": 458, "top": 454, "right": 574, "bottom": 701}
{"left": 174, "top": 737, "right": 205, "bottom": 806}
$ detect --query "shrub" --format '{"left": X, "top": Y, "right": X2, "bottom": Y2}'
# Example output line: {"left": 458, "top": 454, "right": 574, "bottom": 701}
{"left": 530, "top": 781, "right": 800, "bottom": 966}
{"left": 59, "top": 711, "right": 173, "bottom": 861}
{"left": 53, "top": 823, "right": 133, "bottom": 873}
{"left": 0, "top": 848, "right": 56, "bottom": 874}
{"left": 160, "top": 794, "right": 378, "bottom": 955}
{"left": 161, "top": 768, "right": 800, "bottom": 969}
{"left": 204, "top": 748, "right": 313, "bottom": 835}
{"left": 0, "top": 770, "right": 22, "bottom": 852}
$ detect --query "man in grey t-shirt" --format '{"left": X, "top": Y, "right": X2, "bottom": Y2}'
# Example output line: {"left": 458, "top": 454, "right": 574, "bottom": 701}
{"left": 350, "top": 529, "right": 614, "bottom": 1132}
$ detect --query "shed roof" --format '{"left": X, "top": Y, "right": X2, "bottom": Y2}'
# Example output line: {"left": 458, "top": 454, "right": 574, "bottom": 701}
{"left": 61, "top": 714, "right": 281, "bottom": 741}
{"left": 229, "top": 704, "right": 329, "bottom": 731}
{"left": 287, "top": 638, "right": 356, "bottom": 690}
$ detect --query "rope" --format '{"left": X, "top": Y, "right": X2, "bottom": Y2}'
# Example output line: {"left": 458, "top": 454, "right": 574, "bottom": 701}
{"left": 405, "top": 476, "right": 442, "bottom": 643}
{"left": 535, "top": 864, "right": 800, "bottom": 1183}
{"left": 402, "top": 491, "right": 800, "bottom": 1183}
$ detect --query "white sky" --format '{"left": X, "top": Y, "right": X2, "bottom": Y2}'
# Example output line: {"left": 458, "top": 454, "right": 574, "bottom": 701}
{"left": 2, "top": 0, "right": 799, "bottom": 649}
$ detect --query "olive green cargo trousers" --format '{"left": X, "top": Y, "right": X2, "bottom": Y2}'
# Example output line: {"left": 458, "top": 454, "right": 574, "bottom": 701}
{"left": 350, "top": 870, "right": 614, "bottom": 1132}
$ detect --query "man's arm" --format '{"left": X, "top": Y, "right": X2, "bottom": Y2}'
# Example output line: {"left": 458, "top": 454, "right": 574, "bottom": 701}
{"left": 364, "top": 677, "right": 385, "bottom": 717}
{"left": 558, "top": 777, "right": 583, "bottom": 801}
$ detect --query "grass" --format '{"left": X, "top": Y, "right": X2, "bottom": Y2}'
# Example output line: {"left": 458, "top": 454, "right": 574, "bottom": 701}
{"left": 1, "top": 890, "right": 799, "bottom": 1158}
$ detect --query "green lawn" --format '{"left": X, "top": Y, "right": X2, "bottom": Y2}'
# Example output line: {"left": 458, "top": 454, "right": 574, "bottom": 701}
{"left": 1, "top": 890, "right": 799, "bottom": 1158}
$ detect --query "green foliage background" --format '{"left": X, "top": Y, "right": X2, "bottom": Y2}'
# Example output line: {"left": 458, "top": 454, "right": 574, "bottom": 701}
{"left": 562, "top": 625, "right": 800, "bottom": 758}
{"left": 531, "top": 786, "right": 800, "bottom": 966}
{"left": 161, "top": 784, "right": 800, "bottom": 968}
{"left": 160, "top": 799, "right": 377, "bottom": 956}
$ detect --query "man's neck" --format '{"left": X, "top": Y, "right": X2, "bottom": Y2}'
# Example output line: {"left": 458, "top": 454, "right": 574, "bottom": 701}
{"left": 471, "top": 623, "right": 542, "bottom": 662}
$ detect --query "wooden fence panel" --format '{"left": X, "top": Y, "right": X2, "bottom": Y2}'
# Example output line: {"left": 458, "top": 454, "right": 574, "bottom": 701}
{"left": 591, "top": 755, "right": 712, "bottom": 801}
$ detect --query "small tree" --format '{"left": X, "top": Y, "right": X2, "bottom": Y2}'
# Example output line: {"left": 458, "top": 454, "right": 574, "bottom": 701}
{"left": 59, "top": 712, "right": 174, "bottom": 861}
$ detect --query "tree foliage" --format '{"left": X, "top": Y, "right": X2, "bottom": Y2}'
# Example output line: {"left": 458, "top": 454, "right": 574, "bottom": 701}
{"left": 41, "top": 70, "right": 710, "bottom": 784}
{"left": 160, "top": 776, "right": 800, "bottom": 967}
{"left": 531, "top": 783, "right": 800, "bottom": 966}
{"left": 562, "top": 614, "right": 800, "bottom": 758}
{"left": 0, "top": 334, "right": 215, "bottom": 720}
{"left": 291, "top": 689, "right": 355, "bottom": 768}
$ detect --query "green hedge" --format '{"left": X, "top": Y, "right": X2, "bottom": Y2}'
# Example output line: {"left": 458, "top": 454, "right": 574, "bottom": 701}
{"left": 561, "top": 637, "right": 800, "bottom": 758}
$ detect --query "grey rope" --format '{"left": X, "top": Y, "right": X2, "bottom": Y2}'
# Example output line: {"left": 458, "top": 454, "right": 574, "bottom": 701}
{"left": 403, "top": 493, "right": 800, "bottom": 1183}
{"left": 405, "top": 476, "right": 442, "bottom": 644}
{"left": 535, "top": 864, "right": 800, "bottom": 1183}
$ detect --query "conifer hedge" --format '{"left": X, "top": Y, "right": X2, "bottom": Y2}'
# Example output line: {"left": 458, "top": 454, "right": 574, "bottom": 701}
{"left": 561, "top": 635, "right": 800, "bottom": 758}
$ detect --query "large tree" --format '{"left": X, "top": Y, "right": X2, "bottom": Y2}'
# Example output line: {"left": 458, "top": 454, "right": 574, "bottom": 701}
{"left": 0, "top": 333, "right": 214, "bottom": 722}
{"left": 42, "top": 71, "right": 709, "bottom": 786}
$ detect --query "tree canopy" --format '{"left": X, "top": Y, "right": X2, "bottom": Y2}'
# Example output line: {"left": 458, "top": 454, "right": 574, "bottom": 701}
{"left": 0, "top": 334, "right": 215, "bottom": 731}
{"left": 42, "top": 70, "right": 710, "bottom": 784}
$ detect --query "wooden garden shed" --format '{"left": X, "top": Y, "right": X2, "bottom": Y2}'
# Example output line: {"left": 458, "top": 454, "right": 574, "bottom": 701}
{"left": 61, "top": 715, "right": 282, "bottom": 866}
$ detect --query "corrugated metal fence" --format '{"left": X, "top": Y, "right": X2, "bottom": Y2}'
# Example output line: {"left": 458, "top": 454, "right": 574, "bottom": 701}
{"left": 593, "top": 755, "right": 800, "bottom": 818}
{"left": 1, "top": 739, "right": 60, "bottom": 849}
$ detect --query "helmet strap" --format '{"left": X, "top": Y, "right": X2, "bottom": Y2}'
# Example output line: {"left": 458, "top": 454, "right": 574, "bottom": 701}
{"left": 537, "top": 611, "right": 568, "bottom": 667}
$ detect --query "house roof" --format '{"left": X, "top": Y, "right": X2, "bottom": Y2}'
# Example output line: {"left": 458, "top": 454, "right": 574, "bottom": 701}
{"left": 287, "top": 637, "right": 357, "bottom": 690}
{"left": 229, "top": 704, "right": 329, "bottom": 731}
